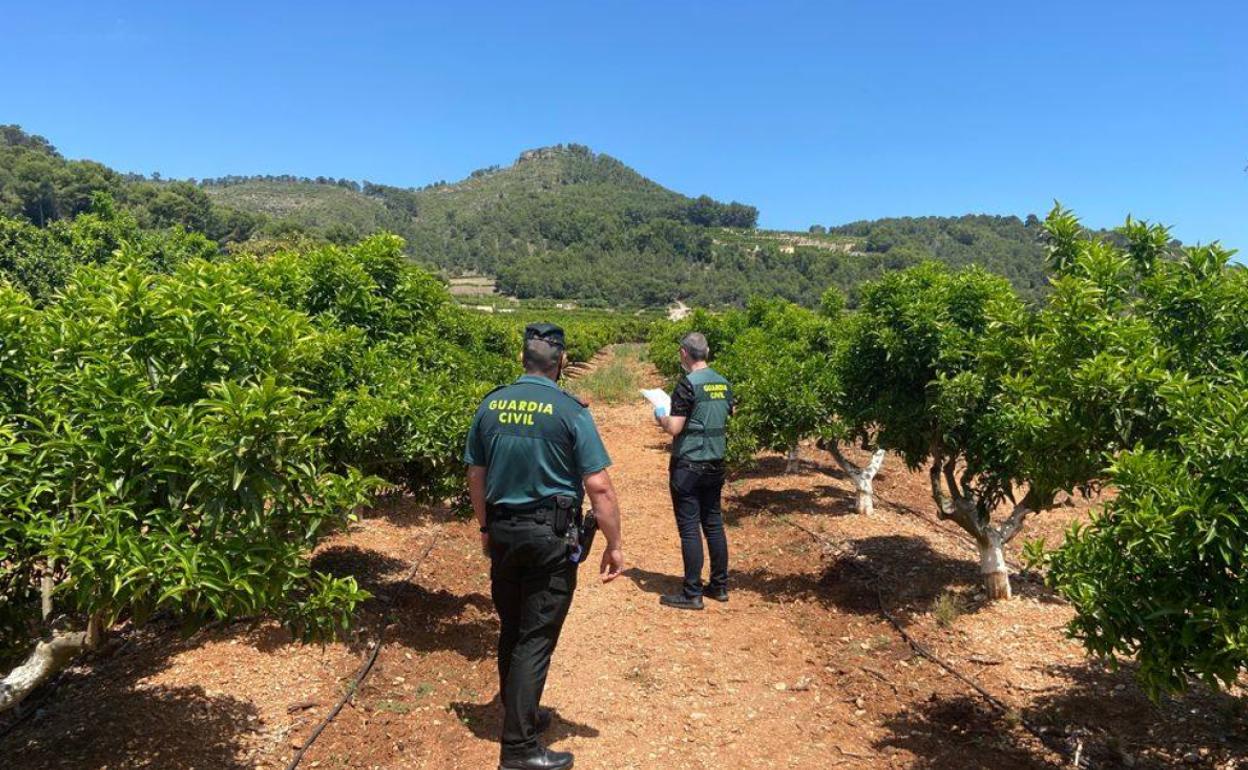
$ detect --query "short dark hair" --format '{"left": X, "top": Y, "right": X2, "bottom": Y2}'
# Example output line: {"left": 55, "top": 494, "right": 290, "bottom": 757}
{"left": 523, "top": 338, "right": 563, "bottom": 376}
{"left": 680, "top": 332, "right": 710, "bottom": 362}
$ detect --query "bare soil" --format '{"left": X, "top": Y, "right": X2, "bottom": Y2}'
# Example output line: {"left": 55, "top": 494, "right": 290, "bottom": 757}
{"left": 2, "top": 349, "right": 1245, "bottom": 769}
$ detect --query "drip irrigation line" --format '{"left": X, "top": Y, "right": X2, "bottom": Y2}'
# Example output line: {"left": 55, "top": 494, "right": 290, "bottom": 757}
{"left": 284, "top": 533, "right": 440, "bottom": 770}
{"left": 0, "top": 669, "right": 67, "bottom": 740}
{"left": 781, "top": 517, "right": 1090, "bottom": 769}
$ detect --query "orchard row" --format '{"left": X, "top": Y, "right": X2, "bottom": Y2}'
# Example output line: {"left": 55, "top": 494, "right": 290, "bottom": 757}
{"left": 0, "top": 197, "right": 642, "bottom": 711}
{"left": 649, "top": 206, "right": 1247, "bottom": 698}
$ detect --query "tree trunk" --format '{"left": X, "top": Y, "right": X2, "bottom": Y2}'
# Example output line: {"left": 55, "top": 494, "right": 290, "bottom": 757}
{"left": 0, "top": 631, "right": 90, "bottom": 714}
{"left": 40, "top": 558, "right": 56, "bottom": 620}
{"left": 785, "top": 446, "right": 801, "bottom": 474}
{"left": 829, "top": 445, "right": 886, "bottom": 515}
{"left": 854, "top": 475, "right": 874, "bottom": 516}
{"left": 977, "top": 531, "right": 1011, "bottom": 600}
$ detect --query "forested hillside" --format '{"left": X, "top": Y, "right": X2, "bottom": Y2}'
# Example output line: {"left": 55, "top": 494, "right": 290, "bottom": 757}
{"left": 1, "top": 125, "right": 1064, "bottom": 307}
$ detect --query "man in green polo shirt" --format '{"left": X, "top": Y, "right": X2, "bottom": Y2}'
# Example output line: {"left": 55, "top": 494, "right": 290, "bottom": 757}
{"left": 465, "top": 322, "right": 624, "bottom": 770}
{"left": 654, "top": 331, "right": 733, "bottom": 610}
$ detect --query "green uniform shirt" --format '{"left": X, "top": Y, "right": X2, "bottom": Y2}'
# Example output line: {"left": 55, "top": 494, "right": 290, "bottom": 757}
{"left": 463, "top": 375, "right": 611, "bottom": 507}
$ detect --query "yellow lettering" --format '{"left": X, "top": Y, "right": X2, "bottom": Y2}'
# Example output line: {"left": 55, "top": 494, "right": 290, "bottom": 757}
{"left": 543, "top": 403, "right": 553, "bottom": 415}
{"left": 499, "top": 412, "right": 535, "bottom": 425}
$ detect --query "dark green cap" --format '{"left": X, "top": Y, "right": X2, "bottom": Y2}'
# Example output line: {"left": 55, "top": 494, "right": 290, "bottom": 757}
{"left": 524, "top": 322, "right": 566, "bottom": 350}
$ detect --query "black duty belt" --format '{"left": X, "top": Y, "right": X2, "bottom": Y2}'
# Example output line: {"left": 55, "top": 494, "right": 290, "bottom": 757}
{"left": 489, "top": 503, "right": 555, "bottom": 521}
{"left": 673, "top": 458, "right": 725, "bottom": 472}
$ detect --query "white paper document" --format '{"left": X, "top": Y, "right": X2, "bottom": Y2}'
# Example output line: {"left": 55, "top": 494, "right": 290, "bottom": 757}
{"left": 639, "top": 388, "right": 671, "bottom": 411}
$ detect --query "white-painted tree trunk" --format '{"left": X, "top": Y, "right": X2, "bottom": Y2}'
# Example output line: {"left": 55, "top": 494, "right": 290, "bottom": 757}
{"left": 978, "top": 531, "right": 1011, "bottom": 600}
{"left": 854, "top": 475, "right": 875, "bottom": 516}
{"left": 785, "top": 446, "right": 801, "bottom": 473}
{"left": 829, "top": 446, "right": 886, "bottom": 515}
{"left": 0, "top": 631, "right": 89, "bottom": 714}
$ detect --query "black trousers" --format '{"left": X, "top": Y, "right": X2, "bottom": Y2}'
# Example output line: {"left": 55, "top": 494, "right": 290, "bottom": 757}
{"left": 488, "top": 516, "right": 577, "bottom": 756}
{"left": 669, "top": 459, "right": 729, "bottom": 597}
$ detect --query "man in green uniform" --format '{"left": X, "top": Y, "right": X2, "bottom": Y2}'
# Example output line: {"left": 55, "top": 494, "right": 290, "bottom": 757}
{"left": 654, "top": 331, "right": 733, "bottom": 610}
{"left": 465, "top": 323, "right": 625, "bottom": 770}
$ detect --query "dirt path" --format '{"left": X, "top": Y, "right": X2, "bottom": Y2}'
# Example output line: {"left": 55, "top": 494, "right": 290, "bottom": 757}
{"left": 3, "top": 348, "right": 1245, "bottom": 769}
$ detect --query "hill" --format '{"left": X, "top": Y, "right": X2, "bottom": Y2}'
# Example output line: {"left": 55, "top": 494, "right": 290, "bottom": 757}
{"left": 203, "top": 144, "right": 761, "bottom": 307}
{"left": 2, "top": 125, "right": 1055, "bottom": 307}
{"left": 202, "top": 145, "right": 1055, "bottom": 306}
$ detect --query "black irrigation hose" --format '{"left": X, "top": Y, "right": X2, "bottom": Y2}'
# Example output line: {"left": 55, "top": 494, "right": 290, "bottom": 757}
{"left": 0, "top": 669, "right": 68, "bottom": 740}
{"left": 781, "top": 517, "right": 1089, "bottom": 769}
{"left": 880, "top": 494, "right": 1064, "bottom": 595}
{"left": 284, "top": 534, "right": 440, "bottom": 770}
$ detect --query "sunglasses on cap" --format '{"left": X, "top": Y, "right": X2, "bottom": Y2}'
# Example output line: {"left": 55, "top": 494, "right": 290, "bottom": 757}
{"left": 524, "top": 322, "right": 566, "bottom": 349}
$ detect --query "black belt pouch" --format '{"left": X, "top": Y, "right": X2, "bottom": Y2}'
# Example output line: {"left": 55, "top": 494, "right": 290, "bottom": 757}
{"left": 551, "top": 495, "right": 577, "bottom": 537}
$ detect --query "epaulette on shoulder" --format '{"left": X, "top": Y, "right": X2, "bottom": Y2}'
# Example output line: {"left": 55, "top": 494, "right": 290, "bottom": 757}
{"left": 557, "top": 387, "right": 590, "bottom": 409}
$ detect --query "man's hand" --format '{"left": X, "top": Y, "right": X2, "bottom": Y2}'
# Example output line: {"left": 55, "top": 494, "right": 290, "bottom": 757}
{"left": 467, "top": 466, "right": 489, "bottom": 558}
{"left": 584, "top": 469, "right": 623, "bottom": 582}
{"left": 599, "top": 546, "right": 624, "bottom": 582}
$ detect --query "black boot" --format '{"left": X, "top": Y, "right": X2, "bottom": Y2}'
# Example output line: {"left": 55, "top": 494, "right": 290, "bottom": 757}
{"left": 659, "top": 593, "right": 704, "bottom": 610}
{"left": 705, "top": 587, "right": 729, "bottom": 603}
{"left": 535, "top": 707, "right": 552, "bottom": 734}
{"left": 499, "top": 746, "right": 574, "bottom": 770}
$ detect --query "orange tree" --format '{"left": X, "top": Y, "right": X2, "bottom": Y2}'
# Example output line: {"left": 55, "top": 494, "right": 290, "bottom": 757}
{"left": 1031, "top": 210, "right": 1248, "bottom": 696}
{"left": 0, "top": 257, "right": 373, "bottom": 712}
{"left": 0, "top": 231, "right": 524, "bottom": 712}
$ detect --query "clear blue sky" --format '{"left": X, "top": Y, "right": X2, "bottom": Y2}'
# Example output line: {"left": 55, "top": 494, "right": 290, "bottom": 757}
{"left": 4, "top": 1, "right": 1244, "bottom": 250}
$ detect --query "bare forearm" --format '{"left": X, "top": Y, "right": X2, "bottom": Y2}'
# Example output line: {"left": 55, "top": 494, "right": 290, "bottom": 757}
{"left": 584, "top": 470, "right": 622, "bottom": 548}
{"left": 590, "top": 487, "right": 622, "bottom": 548}
{"left": 657, "top": 414, "right": 685, "bottom": 437}
{"left": 467, "top": 466, "right": 488, "bottom": 528}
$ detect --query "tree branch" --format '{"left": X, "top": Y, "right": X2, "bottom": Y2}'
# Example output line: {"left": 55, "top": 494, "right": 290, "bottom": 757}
{"left": 929, "top": 458, "right": 956, "bottom": 519}
{"left": 862, "top": 448, "right": 886, "bottom": 481}
{"left": 826, "top": 441, "right": 861, "bottom": 480}
{"left": 931, "top": 453, "right": 983, "bottom": 539}
{"left": 0, "top": 631, "right": 90, "bottom": 714}
{"left": 998, "top": 501, "right": 1032, "bottom": 543}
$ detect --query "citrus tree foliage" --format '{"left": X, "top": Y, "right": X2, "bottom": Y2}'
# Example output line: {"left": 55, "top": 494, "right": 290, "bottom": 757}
{"left": 1049, "top": 378, "right": 1248, "bottom": 697}
{"left": 647, "top": 297, "right": 859, "bottom": 474}
{"left": 0, "top": 224, "right": 537, "bottom": 705}
{"left": 838, "top": 262, "right": 1037, "bottom": 597}
{"left": 222, "top": 234, "right": 523, "bottom": 497}
{"left": 1030, "top": 210, "right": 1248, "bottom": 696}
{"left": 0, "top": 257, "right": 374, "bottom": 666}
{"left": 710, "top": 300, "right": 840, "bottom": 465}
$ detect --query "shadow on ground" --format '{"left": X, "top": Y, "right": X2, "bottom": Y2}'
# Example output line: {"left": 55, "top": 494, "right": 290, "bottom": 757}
{"left": 0, "top": 624, "right": 260, "bottom": 770}
{"left": 621, "top": 566, "right": 682, "bottom": 598}
{"left": 310, "top": 543, "right": 497, "bottom": 660}
{"left": 876, "top": 662, "right": 1248, "bottom": 770}
{"left": 1019, "top": 661, "right": 1248, "bottom": 769}
{"left": 728, "top": 484, "right": 858, "bottom": 523}
{"left": 450, "top": 695, "right": 600, "bottom": 744}
{"left": 728, "top": 534, "right": 990, "bottom": 623}
{"left": 361, "top": 493, "right": 461, "bottom": 529}
{"left": 873, "top": 693, "right": 1053, "bottom": 770}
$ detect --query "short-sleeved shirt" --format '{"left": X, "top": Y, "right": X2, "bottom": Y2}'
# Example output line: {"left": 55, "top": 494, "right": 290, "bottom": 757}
{"left": 670, "top": 376, "right": 698, "bottom": 418}
{"left": 463, "top": 375, "right": 611, "bottom": 507}
{"left": 669, "top": 372, "right": 735, "bottom": 418}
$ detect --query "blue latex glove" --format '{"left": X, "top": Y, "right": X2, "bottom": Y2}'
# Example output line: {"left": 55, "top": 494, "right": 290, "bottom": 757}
{"left": 654, "top": 405, "right": 669, "bottom": 419}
